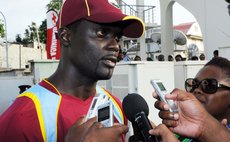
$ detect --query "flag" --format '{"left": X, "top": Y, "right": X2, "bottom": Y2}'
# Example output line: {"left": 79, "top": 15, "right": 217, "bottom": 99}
{"left": 46, "top": 9, "right": 60, "bottom": 59}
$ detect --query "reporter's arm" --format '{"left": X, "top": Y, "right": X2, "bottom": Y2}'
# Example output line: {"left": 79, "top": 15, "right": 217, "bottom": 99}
{"left": 149, "top": 124, "right": 179, "bottom": 142}
{"left": 65, "top": 116, "right": 128, "bottom": 142}
{"left": 153, "top": 89, "right": 230, "bottom": 141}
{"left": 197, "top": 114, "right": 230, "bottom": 142}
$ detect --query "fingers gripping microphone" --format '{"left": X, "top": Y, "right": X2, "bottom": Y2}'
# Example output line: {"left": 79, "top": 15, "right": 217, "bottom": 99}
{"left": 122, "top": 93, "right": 158, "bottom": 142}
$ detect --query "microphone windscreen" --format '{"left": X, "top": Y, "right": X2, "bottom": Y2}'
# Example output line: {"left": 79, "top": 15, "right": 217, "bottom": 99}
{"left": 122, "top": 93, "right": 149, "bottom": 122}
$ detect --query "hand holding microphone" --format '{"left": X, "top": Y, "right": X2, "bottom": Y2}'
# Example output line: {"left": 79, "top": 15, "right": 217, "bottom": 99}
{"left": 64, "top": 116, "right": 128, "bottom": 142}
{"left": 122, "top": 93, "right": 181, "bottom": 142}
{"left": 122, "top": 93, "right": 159, "bottom": 142}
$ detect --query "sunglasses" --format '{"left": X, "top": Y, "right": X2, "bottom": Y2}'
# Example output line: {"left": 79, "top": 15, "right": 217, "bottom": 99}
{"left": 185, "top": 78, "right": 230, "bottom": 94}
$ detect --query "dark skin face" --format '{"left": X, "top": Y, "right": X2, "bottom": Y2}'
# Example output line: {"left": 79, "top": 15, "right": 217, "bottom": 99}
{"left": 193, "top": 65, "right": 230, "bottom": 121}
{"left": 68, "top": 20, "right": 121, "bottom": 80}
{"left": 48, "top": 20, "right": 121, "bottom": 99}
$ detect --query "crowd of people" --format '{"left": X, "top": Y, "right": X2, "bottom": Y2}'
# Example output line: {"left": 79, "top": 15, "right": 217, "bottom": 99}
{"left": 0, "top": 0, "right": 229, "bottom": 142}
{"left": 117, "top": 53, "right": 208, "bottom": 62}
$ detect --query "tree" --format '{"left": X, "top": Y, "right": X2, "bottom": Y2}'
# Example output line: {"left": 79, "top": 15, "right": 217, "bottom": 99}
{"left": 22, "top": 29, "right": 31, "bottom": 45}
{"left": 22, "top": 22, "right": 37, "bottom": 45}
{"left": 15, "top": 34, "right": 22, "bottom": 43}
{"left": 0, "top": 20, "right": 5, "bottom": 38}
{"left": 37, "top": 0, "right": 62, "bottom": 43}
{"left": 46, "top": 0, "right": 62, "bottom": 11}
{"left": 20, "top": 0, "right": 62, "bottom": 44}
{"left": 16, "top": 34, "right": 22, "bottom": 44}
{"left": 39, "top": 19, "right": 47, "bottom": 44}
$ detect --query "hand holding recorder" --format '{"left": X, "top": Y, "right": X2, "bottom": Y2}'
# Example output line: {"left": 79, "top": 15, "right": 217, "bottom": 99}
{"left": 150, "top": 79, "right": 178, "bottom": 112}
{"left": 64, "top": 116, "right": 128, "bottom": 142}
{"left": 85, "top": 93, "right": 113, "bottom": 127}
{"left": 153, "top": 88, "right": 230, "bottom": 142}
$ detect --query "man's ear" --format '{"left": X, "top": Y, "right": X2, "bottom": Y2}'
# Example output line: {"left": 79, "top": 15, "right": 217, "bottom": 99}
{"left": 58, "top": 27, "right": 71, "bottom": 46}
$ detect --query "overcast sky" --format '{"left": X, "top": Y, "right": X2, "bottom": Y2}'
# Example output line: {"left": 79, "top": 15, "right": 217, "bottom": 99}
{"left": 0, "top": 0, "right": 195, "bottom": 41}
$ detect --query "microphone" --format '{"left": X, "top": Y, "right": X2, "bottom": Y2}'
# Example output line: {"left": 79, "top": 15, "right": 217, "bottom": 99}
{"left": 122, "top": 93, "right": 158, "bottom": 142}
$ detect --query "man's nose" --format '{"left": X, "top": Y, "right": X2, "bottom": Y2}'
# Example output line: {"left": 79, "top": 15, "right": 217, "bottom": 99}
{"left": 107, "top": 37, "right": 119, "bottom": 52}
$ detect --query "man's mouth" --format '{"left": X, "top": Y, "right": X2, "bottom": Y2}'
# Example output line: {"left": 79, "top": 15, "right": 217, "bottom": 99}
{"left": 101, "top": 56, "right": 117, "bottom": 68}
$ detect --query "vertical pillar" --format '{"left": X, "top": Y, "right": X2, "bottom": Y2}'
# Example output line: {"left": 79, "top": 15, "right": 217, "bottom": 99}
{"left": 136, "top": 0, "right": 146, "bottom": 61}
{"left": 160, "top": 0, "right": 175, "bottom": 57}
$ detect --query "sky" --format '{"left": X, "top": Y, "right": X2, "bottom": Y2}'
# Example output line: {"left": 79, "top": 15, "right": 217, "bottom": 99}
{"left": 0, "top": 0, "right": 196, "bottom": 41}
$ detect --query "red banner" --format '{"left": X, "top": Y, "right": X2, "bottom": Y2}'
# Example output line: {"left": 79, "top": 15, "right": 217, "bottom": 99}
{"left": 46, "top": 9, "right": 60, "bottom": 59}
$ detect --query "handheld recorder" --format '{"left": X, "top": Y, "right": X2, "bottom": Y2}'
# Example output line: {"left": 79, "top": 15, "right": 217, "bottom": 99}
{"left": 150, "top": 79, "right": 178, "bottom": 112}
{"left": 97, "top": 100, "right": 114, "bottom": 127}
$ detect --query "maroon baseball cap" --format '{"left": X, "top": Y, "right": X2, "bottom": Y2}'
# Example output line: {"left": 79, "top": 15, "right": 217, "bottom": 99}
{"left": 57, "top": 0, "right": 145, "bottom": 38}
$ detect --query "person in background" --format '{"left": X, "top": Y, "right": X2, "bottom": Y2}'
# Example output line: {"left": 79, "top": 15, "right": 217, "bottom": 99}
{"left": 122, "top": 51, "right": 131, "bottom": 61}
{"left": 134, "top": 55, "right": 141, "bottom": 61}
{"left": 213, "top": 49, "right": 219, "bottom": 58}
{"left": 147, "top": 57, "right": 153, "bottom": 61}
{"left": 168, "top": 55, "right": 174, "bottom": 61}
{"left": 0, "top": 0, "right": 145, "bottom": 141}
{"left": 175, "top": 54, "right": 183, "bottom": 62}
{"left": 18, "top": 85, "right": 31, "bottom": 94}
{"left": 199, "top": 53, "right": 205, "bottom": 60}
{"left": 158, "top": 54, "right": 165, "bottom": 61}
{"left": 117, "top": 46, "right": 124, "bottom": 62}
{"left": 191, "top": 56, "right": 199, "bottom": 61}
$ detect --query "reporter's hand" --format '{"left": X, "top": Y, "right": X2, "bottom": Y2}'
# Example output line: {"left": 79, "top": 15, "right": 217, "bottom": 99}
{"left": 64, "top": 116, "right": 128, "bottom": 142}
{"left": 153, "top": 89, "right": 209, "bottom": 138}
{"left": 128, "top": 120, "right": 157, "bottom": 142}
{"left": 83, "top": 123, "right": 128, "bottom": 142}
{"left": 149, "top": 124, "right": 179, "bottom": 142}
{"left": 64, "top": 116, "right": 95, "bottom": 142}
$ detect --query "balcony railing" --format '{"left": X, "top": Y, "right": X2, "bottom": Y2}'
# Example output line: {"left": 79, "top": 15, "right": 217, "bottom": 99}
{"left": 118, "top": 0, "right": 156, "bottom": 24}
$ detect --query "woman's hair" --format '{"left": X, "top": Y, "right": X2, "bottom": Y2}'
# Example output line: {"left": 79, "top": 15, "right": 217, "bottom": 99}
{"left": 205, "top": 57, "right": 230, "bottom": 78}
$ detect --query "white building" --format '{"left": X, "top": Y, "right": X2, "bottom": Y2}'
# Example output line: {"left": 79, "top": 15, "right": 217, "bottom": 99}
{"left": 160, "top": 0, "right": 230, "bottom": 60}
{"left": 174, "top": 22, "right": 204, "bottom": 59}
{"left": 0, "top": 43, "right": 46, "bottom": 69}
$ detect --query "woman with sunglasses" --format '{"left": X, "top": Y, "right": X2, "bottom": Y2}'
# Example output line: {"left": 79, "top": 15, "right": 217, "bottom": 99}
{"left": 153, "top": 57, "right": 230, "bottom": 141}
{"left": 185, "top": 57, "right": 230, "bottom": 126}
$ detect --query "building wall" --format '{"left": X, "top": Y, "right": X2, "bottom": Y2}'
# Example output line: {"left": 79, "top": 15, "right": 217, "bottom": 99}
{"left": 187, "top": 23, "right": 204, "bottom": 53}
{"left": 187, "top": 23, "right": 202, "bottom": 37}
{"left": 160, "top": 0, "right": 230, "bottom": 59}
{"left": 0, "top": 44, "right": 47, "bottom": 69}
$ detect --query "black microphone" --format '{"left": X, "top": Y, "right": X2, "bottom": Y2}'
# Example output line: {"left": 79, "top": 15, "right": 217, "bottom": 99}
{"left": 122, "top": 93, "right": 158, "bottom": 142}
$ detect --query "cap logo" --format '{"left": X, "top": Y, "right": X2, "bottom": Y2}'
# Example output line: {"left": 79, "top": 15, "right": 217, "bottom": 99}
{"left": 108, "top": 0, "right": 120, "bottom": 9}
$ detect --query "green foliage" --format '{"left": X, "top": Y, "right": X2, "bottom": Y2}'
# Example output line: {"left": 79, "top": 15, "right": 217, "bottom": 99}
{"left": 46, "top": 0, "right": 62, "bottom": 12}
{"left": 18, "top": 0, "right": 62, "bottom": 44}
{"left": 39, "top": 19, "right": 47, "bottom": 44}
{"left": 0, "top": 20, "right": 5, "bottom": 38}
{"left": 15, "top": 34, "right": 22, "bottom": 43}
{"left": 22, "top": 29, "right": 32, "bottom": 45}
{"left": 22, "top": 22, "right": 37, "bottom": 45}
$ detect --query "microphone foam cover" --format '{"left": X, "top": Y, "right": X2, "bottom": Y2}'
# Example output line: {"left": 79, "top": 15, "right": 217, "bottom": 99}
{"left": 122, "top": 93, "right": 149, "bottom": 122}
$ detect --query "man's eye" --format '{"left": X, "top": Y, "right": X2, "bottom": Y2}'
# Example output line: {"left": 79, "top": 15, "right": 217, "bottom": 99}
{"left": 96, "top": 30, "right": 107, "bottom": 38}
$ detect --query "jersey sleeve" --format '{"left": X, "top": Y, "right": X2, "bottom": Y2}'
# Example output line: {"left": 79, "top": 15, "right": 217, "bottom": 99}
{"left": 0, "top": 97, "right": 43, "bottom": 142}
